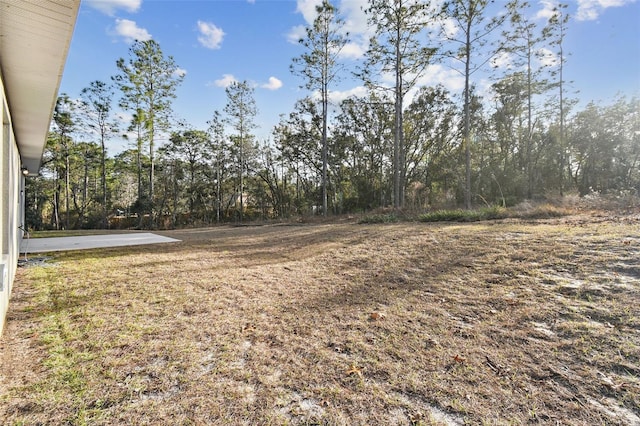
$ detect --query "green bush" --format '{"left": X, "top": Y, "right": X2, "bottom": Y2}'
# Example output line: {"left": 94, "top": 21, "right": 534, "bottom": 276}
{"left": 358, "top": 213, "right": 400, "bottom": 224}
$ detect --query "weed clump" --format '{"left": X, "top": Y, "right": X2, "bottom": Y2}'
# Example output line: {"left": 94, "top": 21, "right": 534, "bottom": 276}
{"left": 358, "top": 213, "right": 400, "bottom": 224}
{"left": 418, "top": 206, "right": 507, "bottom": 223}
{"left": 510, "top": 201, "right": 573, "bottom": 219}
{"left": 357, "top": 203, "right": 574, "bottom": 224}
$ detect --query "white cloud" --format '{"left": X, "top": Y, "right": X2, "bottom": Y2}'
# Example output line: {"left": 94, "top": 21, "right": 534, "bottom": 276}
{"left": 212, "top": 74, "right": 238, "bottom": 88}
{"left": 576, "top": 0, "right": 633, "bottom": 21}
{"left": 537, "top": 47, "right": 558, "bottom": 67}
{"left": 474, "top": 78, "right": 496, "bottom": 103}
{"left": 174, "top": 68, "right": 188, "bottom": 78}
{"left": 288, "top": 0, "right": 371, "bottom": 57}
{"left": 261, "top": 77, "right": 283, "bottom": 90}
{"left": 86, "top": 0, "right": 141, "bottom": 16}
{"left": 417, "top": 64, "right": 465, "bottom": 93}
{"left": 197, "top": 21, "right": 225, "bottom": 49}
{"left": 328, "top": 86, "right": 368, "bottom": 104}
{"left": 307, "top": 85, "right": 372, "bottom": 116}
{"left": 439, "top": 16, "right": 459, "bottom": 39}
{"left": 339, "top": 41, "right": 366, "bottom": 59}
{"left": 287, "top": 24, "right": 307, "bottom": 44}
{"left": 382, "top": 64, "right": 467, "bottom": 106}
{"left": 340, "top": 0, "right": 370, "bottom": 34}
{"left": 116, "top": 111, "right": 133, "bottom": 124}
{"left": 338, "top": 0, "right": 375, "bottom": 60}
{"left": 535, "top": 0, "right": 560, "bottom": 20}
{"left": 296, "top": 0, "right": 323, "bottom": 25}
{"left": 370, "top": 62, "right": 466, "bottom": 101}
{"left": 491, "top": 51, "right": 514, "bottom": 70}
{"left": 114, "top": 19, "right": 151, "bottom": 43}
{"left": 535, "top": 0, "right": 631, "bottom": 21}
{"left": 307, "top": 86, "right": 367, "bottom": 104}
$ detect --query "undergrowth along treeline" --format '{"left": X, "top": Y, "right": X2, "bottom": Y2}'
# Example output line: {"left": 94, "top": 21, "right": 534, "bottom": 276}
{"left": 26, "top": 1, "right": 639, "bottom": 230}
{"left": 358, "top": 203, "right": 569, "bottom": 224}
{"left": 359, "top": 193, "right": 639, "bottom": 224}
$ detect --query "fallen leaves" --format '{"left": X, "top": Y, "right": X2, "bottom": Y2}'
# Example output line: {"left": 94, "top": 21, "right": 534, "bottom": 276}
{"left": 345, "top": 363, "right": 363, "bottom": 379}
{"left": 369, "top": 311, "right": 386, "bottom": 321}
{"left": 452, "top": 354, "right": 466, "bottom": 364}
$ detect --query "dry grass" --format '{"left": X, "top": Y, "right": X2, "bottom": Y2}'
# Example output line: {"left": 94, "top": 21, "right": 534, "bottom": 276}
{"left": 1, "top": 214, "right": 639, "bottom": 425}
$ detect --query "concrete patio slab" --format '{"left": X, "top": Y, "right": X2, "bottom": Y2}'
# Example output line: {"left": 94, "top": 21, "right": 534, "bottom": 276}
{"left": 20, "top": 233, "right": 180, "bottom": 254}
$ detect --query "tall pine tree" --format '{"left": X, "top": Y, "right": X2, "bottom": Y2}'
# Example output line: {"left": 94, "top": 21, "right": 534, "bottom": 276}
{"left": 224, "top": 81, "right": 258, "bottom": 222}
{"left": 363, "top": 0, "right": 436, "bottom": 208}
{"left": 291, "top": 0, "right": 349, "bottom": 216}
{"left": 440, "top": 0, "right": 506, "bottom": 209}
{"left": 114, "top": 39, "right": 184, "bottom": 224}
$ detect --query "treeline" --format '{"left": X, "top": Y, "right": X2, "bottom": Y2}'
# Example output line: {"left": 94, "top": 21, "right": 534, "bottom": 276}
{"left": 25, "top": 1, "right": 639, "bottom": 230}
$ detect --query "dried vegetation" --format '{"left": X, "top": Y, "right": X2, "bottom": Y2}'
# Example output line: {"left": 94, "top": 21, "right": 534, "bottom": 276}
{"left": 1, "top": 213, "right": 639, "bottom": 425}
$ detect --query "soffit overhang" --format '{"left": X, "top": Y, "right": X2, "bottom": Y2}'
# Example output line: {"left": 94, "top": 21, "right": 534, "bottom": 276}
{"left": 0, "top": 0, "right": 80, "bottom": 175}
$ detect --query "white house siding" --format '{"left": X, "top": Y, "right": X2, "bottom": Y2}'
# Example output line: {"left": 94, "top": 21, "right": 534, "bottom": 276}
{"left": 0, "top": 74, "right": 23, "bottom": 335}
{"left": 0, "top": 0, "right": 79, "bottom": 336}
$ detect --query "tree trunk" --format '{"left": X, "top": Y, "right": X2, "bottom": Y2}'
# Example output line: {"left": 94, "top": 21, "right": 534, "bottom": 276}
{"left": 65, "top": 146, "right": 70, "bottom": 229}
{"left": 394, "top": 22, "right": 403, "bottom": 209}
{"left": 463, "top": 18, "right": 472, "bottom": 210}
{"left": 102, "top": 138, "right": 108, "bottom": 228}
{"left": 322, "top": 78, "right": 328, "bottom": 216}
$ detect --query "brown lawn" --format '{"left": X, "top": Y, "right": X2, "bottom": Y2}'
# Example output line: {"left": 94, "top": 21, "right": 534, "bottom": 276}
{"left": 0, "top": 214, "right": 639, "bottom": 425}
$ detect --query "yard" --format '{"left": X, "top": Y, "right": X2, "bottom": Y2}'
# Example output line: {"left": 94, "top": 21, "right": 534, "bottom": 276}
{"left": 0, "top": 214, "right": 638, "bottom": 424}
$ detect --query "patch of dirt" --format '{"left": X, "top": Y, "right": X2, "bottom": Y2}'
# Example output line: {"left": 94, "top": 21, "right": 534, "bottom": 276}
{"left": 0, "top": 215, "right": 639, "bottom": 424}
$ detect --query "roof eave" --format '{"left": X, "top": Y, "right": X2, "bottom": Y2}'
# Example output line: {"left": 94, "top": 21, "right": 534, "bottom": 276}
{"left": 0, "top": 0, "right": 81, "bottom": 175}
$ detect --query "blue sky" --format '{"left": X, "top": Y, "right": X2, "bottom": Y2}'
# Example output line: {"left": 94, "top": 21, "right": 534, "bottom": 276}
{"left": 60, "top": 0, "right": 640, "bottom": 154}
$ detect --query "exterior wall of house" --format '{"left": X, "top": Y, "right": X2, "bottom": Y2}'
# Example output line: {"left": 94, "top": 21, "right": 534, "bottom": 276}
{"left": 0, "top": 0, "right": 80, "bottom": 336}
{"left": 0, "top": 72, "right": 25, "bottom": 335}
